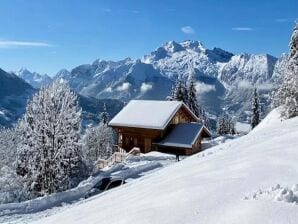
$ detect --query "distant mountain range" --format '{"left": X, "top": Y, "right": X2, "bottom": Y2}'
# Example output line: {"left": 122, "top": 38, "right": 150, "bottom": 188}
{"left": 55, "top": 40, "right": 286, "bottom": 122}
{"left": 0, "top": 40, "right": 287, "bottom": 128}
{"left": 0, "top": 69, "right": 123, "bottom": 127}
{"left": 14, "top": 68, "right": 53, "bottom": 88}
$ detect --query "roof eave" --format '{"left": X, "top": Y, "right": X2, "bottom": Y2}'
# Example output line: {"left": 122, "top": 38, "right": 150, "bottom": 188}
{"left": 108, "top": 123, "right": 164, "bottom": 130}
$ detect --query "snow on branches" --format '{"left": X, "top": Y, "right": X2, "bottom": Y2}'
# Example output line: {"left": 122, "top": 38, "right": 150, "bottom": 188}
{"left": 273, "top": 22, "right": 298, "bottom": 118}
{"left": 16, "top": 79, "right": 85, "bottom": 196}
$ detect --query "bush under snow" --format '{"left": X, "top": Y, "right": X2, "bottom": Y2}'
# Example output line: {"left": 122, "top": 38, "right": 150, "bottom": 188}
{"left": 0, "top": 166, "right": 31, "bottom": 204}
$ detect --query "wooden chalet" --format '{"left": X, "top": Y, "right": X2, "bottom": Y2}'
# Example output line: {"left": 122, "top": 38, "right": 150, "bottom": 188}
{"left": 108, "top": 100, "right": 211, "bottom": 155}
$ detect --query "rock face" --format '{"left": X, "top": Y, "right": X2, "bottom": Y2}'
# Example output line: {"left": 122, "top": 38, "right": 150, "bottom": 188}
{"left": 15, "top": 68, "right": 52, "bottom": 88}
{"left": 57, "top": 40, "right": 284, "bottom": 123}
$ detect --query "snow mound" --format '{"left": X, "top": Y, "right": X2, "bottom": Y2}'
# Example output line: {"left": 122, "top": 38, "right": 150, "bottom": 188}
{"left": 275, "top": 185, "right": 298, "bottom": 204}
{"left": 245, "top": 184, "right": 298, "bottom": 205}
{"left": 250, "top": 107, "right": 283, "bottom": 132}
{"left": 0, "top": 164, "right": 123, "bottom": 216}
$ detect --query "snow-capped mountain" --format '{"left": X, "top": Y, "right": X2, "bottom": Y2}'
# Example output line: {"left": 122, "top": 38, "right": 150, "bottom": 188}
{"left": 0, "top": 68, "right": 35, "bottom": 126}
{"left": 0, "top": 67, "right": 123, "bottom": 128}
{"left": 142, "top": 40, "right": 233, "bottom": 79}
{"left": 57, "top": 40, "right": 284, "bottom": 123}
{"left": 0, "top": 40, "right": 286, "bottom": 127}
{"left": 57, "top": 58, "right": 172, "bottom": 102}
{"left": 15, "top": 68, "right": 52, "bottom": 88}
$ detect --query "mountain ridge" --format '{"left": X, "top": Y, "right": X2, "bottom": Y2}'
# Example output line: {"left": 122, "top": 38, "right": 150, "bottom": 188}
{"left": 2, "top": 39, "right": 287, "bottom": 127}
{"left": 54, "top": 40, "right": 285, "bottom": 123}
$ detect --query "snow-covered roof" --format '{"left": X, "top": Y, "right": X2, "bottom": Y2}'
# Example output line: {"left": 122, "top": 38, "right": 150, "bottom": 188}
{"left": 155, "top": 123, "right": 210, "bottom": 148}
{"left": 109, "top": 100, "right": 197, "bottom": 130}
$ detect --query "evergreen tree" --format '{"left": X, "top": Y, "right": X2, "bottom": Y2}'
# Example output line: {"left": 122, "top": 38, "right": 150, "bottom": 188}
{"left": 201, "top": 108, "right": 210, "bottom": 128}
{"left": 216, "top": 116, "right": 225, "bottom": 135}
{"left": 166, "top": 82, "right": 176, "bottom": 101}
{"left": 273, "top": 22, "right": 298, "bottom": 118}
{"left": 217, "top": 114, "right": 235, "bottom": 135}
{"left": 251, "top": 88, "right": 260, "bottom": 129}
{"left": 173, "top": 77, "right": 188, "bottom": 104}
{"left": 83, "top": 123, "right": 115, "bottom": 168}
{"left": 100, "top": 103, "right": 110, "bottom": 125}
{"left": 0, "top": 127, "right": 19, "bottom": 170}
{"left": 16, "top": 79, "right": 84, "bottom": 195}
{"left": 187, "top": 73, "right": 201, "bottom": 118}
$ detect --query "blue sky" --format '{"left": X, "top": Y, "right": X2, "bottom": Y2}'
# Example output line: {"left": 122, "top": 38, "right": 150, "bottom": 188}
{"left": 0, "top": 0, "right": 297, "bottom": 76}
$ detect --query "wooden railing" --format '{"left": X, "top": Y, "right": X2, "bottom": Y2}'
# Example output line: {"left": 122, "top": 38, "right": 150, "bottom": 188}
{"left": 96, "top": 146, "right": 140, "bottom": 170}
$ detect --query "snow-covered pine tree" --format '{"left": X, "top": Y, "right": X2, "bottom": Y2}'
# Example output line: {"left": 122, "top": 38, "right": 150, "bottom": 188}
{"left": 166, "top": 82, "right": 176, "bottom": 101}
{"left": 187, "top": 73, "right": 202, "bottom": 118}
{"left": 16, "top": 79, "right": 84, "bottom": 195}
{"left": 216, "top": 116, "right": 225, "bottom": 135}
{"left": 251, "top": 88, "right": 260, "bottom": 129}
{"left": 100, "top": 103, "right": 110, "bottom": 125}
{"left": 201, "top": 108, "right": 210, "bottom": 128}
{"left": 226, "top": 115, "right": 236, "bottom": 135}
{"left": 273, "top": 22, "right": 298, "bottom": 118}
{"left": 173, "top": 76, "right": 188, "bottom": 104}
{"left": 83, "top": 105, "right": 115, "bottom": 170}
{"left": 83, "top": 123, "right": 115, "bottom": 170}
{"left": 0, "top": 127, "right": 19, "bottom": 170}
{"left": 217, "top": 114, "right": 235, "bottom": 135}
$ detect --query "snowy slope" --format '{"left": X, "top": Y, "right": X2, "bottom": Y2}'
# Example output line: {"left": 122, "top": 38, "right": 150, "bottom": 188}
{"left": 21, "top": 108, "right": 298, "bottom": 224}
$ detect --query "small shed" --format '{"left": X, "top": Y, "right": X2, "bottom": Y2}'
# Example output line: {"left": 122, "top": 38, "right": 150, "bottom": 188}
{"left": 154, "top": 123, "right": 211, "bottom": 155}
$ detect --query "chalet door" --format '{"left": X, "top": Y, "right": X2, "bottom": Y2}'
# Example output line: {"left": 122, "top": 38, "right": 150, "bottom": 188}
{"left": 144, "top": 138, "right": 152, "bottom": 153}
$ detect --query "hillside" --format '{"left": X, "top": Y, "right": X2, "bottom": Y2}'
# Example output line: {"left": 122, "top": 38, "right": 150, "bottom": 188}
{"left": 21, "top": 108, "right": 298, "bottom": 224}
{"left": 0, "top": 68, "right": 35, "bottom": 126}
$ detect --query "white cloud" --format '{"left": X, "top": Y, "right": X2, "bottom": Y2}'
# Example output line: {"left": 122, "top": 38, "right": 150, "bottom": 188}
{"left": 140, "top": 83, "right": 153, "bottom": 93}
{"left": 195, "top": 82, "right": 215, "bottom": 94}
{"left": 238, "top": 80, "right": 252, "bottom": 89}
{"left": 116, "top": 82, "right": 131, "bottom": 91}
{"left": 105, "top": 87, "right": 112, "bottom": 92}
{"left": 132, "top": 10, "right": 140, "bottom": 14}
{"left": 0, "top": 40, "right": 53, "bottom": 48}
{"left": 256, "top": 82, "right": 274, "bottom": 90}
{"left": 181, "top": 26, "right": 195, "bottom": 34}
{"left": 232, "top": 27, "right": 253, "bottom": 31}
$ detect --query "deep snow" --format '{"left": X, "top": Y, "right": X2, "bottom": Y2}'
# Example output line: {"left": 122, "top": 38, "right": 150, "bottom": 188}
{"left": 0, "top": 152, "right": 176, "bottom": 222}
{"left": 2, "top": 108, "right": 298, "bottom": 224}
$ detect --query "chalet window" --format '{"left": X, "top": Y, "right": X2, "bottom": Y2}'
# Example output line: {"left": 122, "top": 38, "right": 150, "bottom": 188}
{"left": 125, "top": 137, "right": 129, "bottom": 145}
{"left": 119, "top": 134, "right": 123, "bottom": 144}
{"left": 129, "top": 137, "right": 133, "bottom": 145}
{"left": 174, "top": 116, "right": 179, "bottom": 124}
